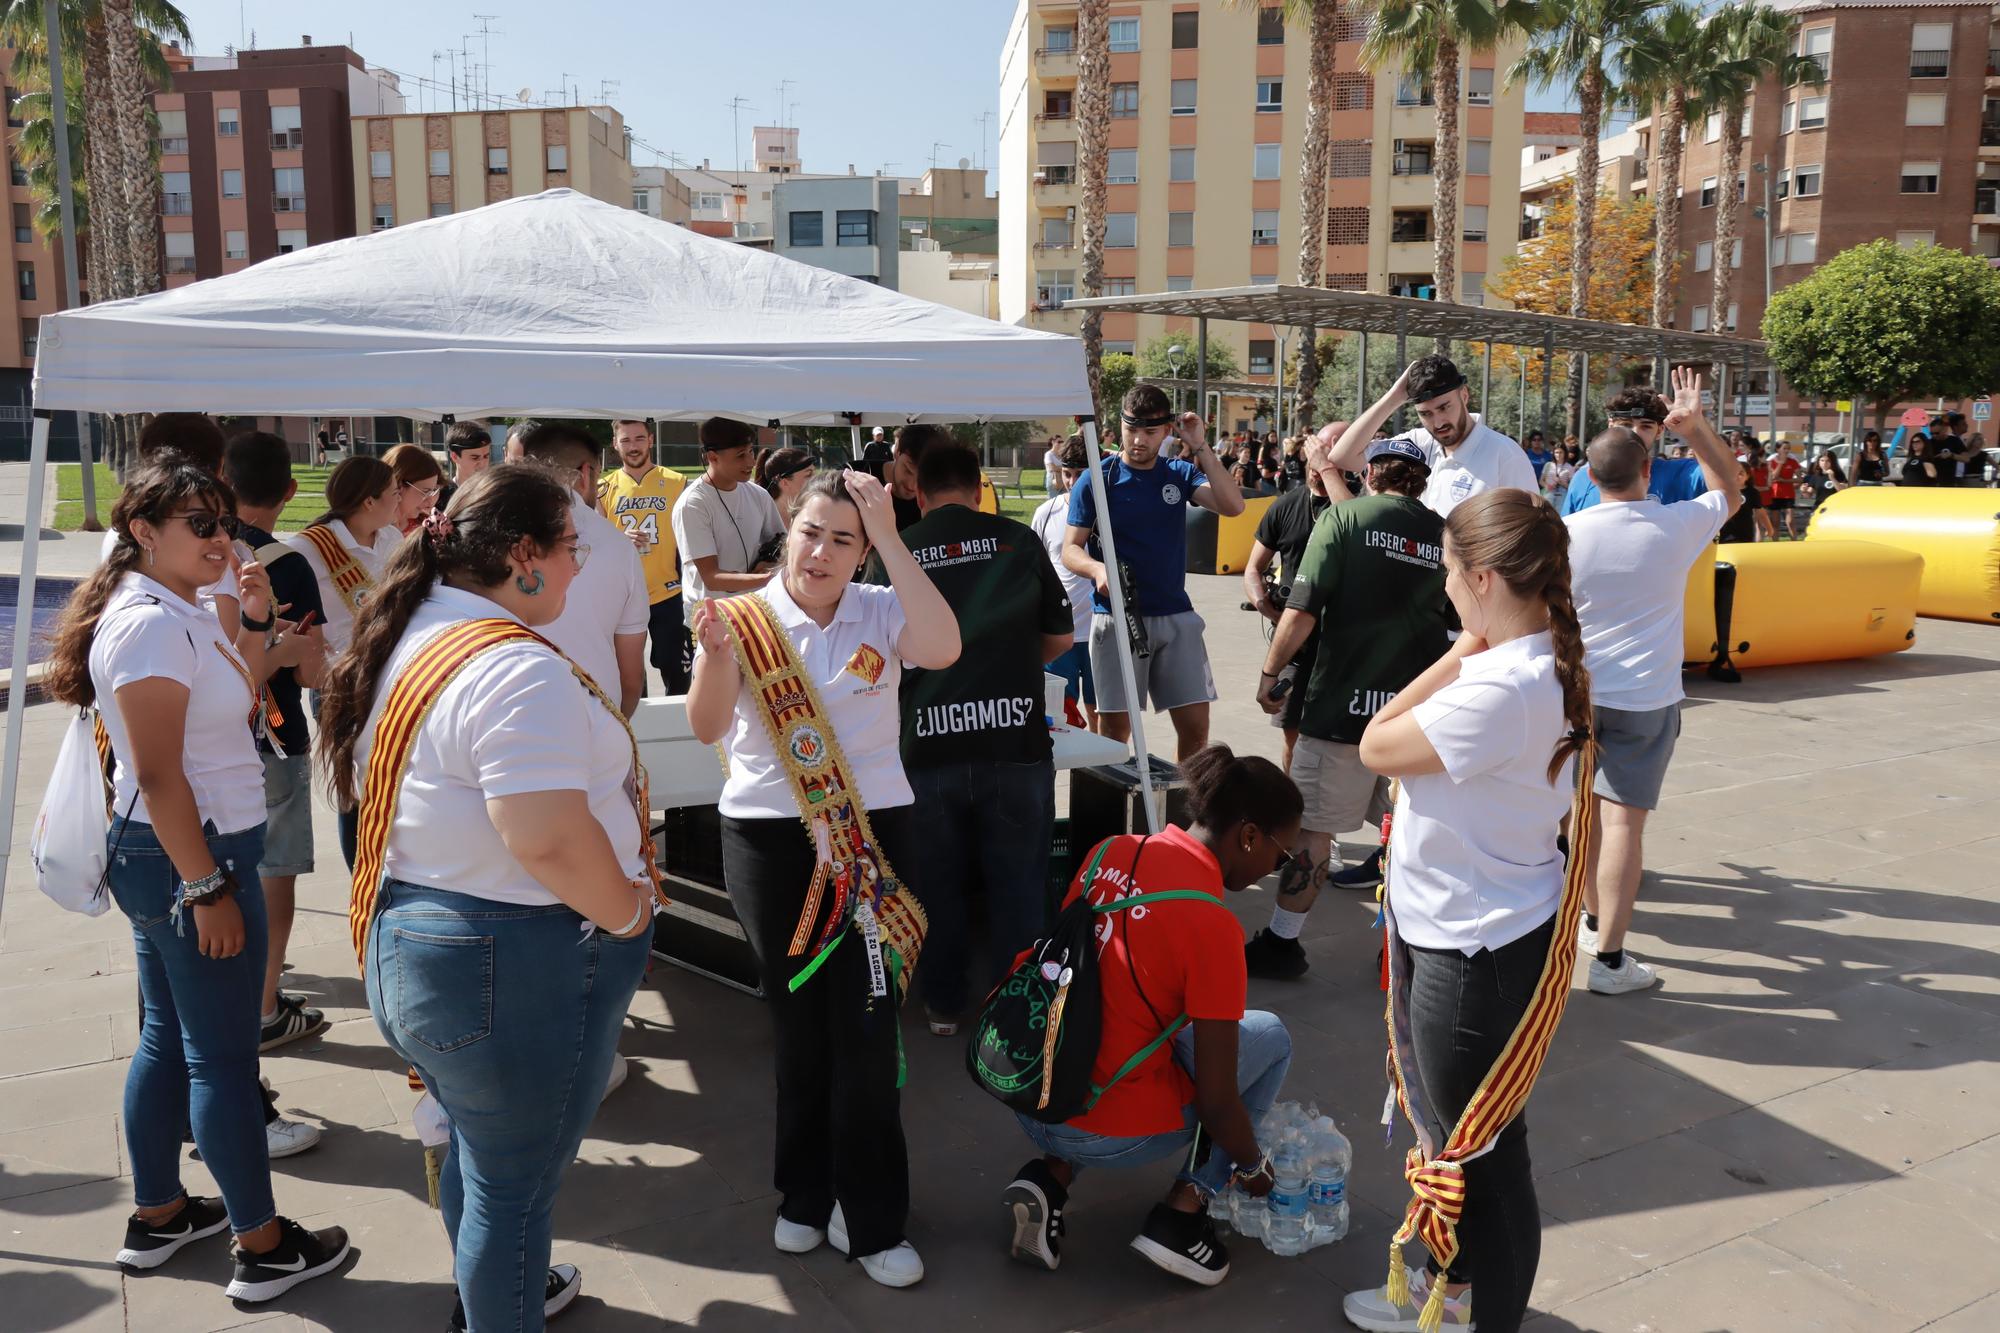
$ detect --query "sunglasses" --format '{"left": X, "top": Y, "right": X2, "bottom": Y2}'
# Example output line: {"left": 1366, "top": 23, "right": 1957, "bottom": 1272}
{"left": 174, "top": 510, "right": 242, "bottom": 540}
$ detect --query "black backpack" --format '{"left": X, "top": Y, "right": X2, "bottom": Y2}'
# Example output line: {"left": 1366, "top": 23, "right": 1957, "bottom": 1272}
{"left": 966, "top": 836, "right": 1213, "bottom": 1124}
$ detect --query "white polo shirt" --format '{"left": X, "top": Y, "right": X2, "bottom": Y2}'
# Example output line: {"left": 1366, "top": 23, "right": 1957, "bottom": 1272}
{"left": 1031, "top": 492, "right": 1093, "bottom": 643}
{"left": 672, "top": 476, "right": 786, "bottom": 625}
{"left": 90, "top": 573, "right": 264, "bottom": 834}
{"left": 1408, "top": 415, "right": 1541, "bottom": 517}
{"left": 1565, "top": 492, "right": 1730, "bottom": 712}
{"left": 101, "top": 528, "right": 239, "bottom": 609}
{"left": 1388, "top": 631, "right": 1572, "bottom": 955}
{"left": 541, "top": 494, "right": 649, "bottom": 700}
{"left": 282, "top": 518, "right": 403, "bottom": 653}
{"left": 357, "top": 585, "right": 647, "bottom": 906}
{"left": 704, "top": 577, "right": 913, "bottom": 820}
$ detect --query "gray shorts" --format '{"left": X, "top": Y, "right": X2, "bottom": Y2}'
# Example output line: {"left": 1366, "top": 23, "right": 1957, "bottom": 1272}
{"left": 1592, "top": 703, "right": 1682, "bottom": 811}
{"left": 259, "top": 751, "right": 315, "bottom": 877}
{"left": 1291, "top": 735, "right": 1391, "bottom": 837}
{"left": 1088, "top": 610, "right": 1218, "bottom": 715}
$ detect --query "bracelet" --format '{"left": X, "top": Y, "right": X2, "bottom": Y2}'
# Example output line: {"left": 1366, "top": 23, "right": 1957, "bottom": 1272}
{"left": 238, "top": 608, "right": 275, "bottom": 634}
{"left": 608, "top": 892, "right": 648, "bottom": 938}
{"left": 1231, "top": 1151, "right": 1273, "bottom": 1185}
{"left": 179, "top": 867, "right": 225, "bottom": 899}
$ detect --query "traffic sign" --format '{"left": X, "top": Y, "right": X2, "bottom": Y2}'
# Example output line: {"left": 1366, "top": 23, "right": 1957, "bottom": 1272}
{"left": 1834, "top": 400, "right": 1852, "bottom": 413}
{"left": 1974, "top": 398, "right": 1993, "bottom": 422}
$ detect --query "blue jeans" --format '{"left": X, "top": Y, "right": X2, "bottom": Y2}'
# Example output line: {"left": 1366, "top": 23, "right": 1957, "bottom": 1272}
{"left": 906, "top": 758, "right": 1057, "bottom": 1016}
{"left": 108, "top": 817, "right": 274, "bottom": 1232}
{"left": 365, "top": 880, "right": 651, "bottom": 1333}
{"left": 1016, "top": 1010, "right": 1291, "bottom": 1196}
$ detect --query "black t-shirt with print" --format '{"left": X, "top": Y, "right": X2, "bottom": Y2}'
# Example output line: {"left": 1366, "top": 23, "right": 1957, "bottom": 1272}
{"left": 891, "top": 505, "right": 1073, "bottom": 767}
{"left": 241, "top": 521, "right": 325, "bottom": 756}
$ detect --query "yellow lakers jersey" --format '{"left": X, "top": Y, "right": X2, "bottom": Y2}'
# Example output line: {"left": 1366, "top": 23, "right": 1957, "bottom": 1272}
{"left": 598, "top": 466, "right": 688, "bottom": 602}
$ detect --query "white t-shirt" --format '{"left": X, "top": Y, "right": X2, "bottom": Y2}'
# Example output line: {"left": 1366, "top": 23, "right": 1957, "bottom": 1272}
{"left": 357, "top": 585, "right": 646, "bottom": 906}
{"left": 671, "top": 476, "right": 786, "bottom": 625}
{"left": 89, "top": 573, "right": 264, "bottom": 834}
{"left": 1388, "top": 631, "right": 1573, "bottom": 955}
{"left": 100, "top": 528, "right": 239, "bottom": 609}
{"left": 1030, "top": 492, "right": 1093, "bottom": 643}
{"left": 1408, "top": 415, "right": 1541, "bottom": 517}
{"left": 1565, "top": 492, "right": 1730, "bottom": 712}
{"left": 703, "top": 577, "right": 913, "bottom": 820}
{"left": 542, "top": 494, "right": 649, "bottom": 700}
{"left": 281, "top": 519, "right": 403, "bottom": 653}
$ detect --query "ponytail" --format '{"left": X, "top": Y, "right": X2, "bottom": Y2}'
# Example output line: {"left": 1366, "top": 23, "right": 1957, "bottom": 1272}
{"left": 1443, "top": 488, "right": 1597, "bottom": 784}
{"left": 44, "top": 462, "right": 235, "bottom": 709}
{"left": 313, "top": 464, "right": 573, "bottom": 805}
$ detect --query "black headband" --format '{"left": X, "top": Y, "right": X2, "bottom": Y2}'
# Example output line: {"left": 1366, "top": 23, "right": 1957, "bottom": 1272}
{"left": 1121, "top": 409, "right": 1176, "bottom": 429}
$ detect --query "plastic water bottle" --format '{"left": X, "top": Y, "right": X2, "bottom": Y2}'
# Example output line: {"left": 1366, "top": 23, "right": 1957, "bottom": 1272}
{"left": 1231, "top": 1191, "right": 1269, "bottom": 1243}
{"left": 1266, "top": 1133, "right": 1310, "bottom": 1256}
{"left": 1207, "top": 1182, "right": 1236, "bottom": 1226}
{"left": 1307, "top": 1115, "right": 1352, "bottom": 1243}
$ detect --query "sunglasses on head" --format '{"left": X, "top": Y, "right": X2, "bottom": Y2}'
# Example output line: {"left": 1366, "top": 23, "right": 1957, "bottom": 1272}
{"left": 174, "top": 510, "right": 242, "bottom": 540}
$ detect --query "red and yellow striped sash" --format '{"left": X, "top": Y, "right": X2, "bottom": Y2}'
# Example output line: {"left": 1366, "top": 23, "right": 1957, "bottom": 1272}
{"left": 710, "top": 593, "right": 926, "bottom": 996}
{"left": 297, "top": 525, "right": 374, "bottom": 618}
{"left": 1379, "top": 749, "right": 1598, "bottom": 1331}
{"left": 347, "top": 616, "right": 664, "bottom": 967}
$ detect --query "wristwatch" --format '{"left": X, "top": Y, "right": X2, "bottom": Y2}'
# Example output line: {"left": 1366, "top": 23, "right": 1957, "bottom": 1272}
{"left": 179, "top": 868, "right": 238, "bottom": 908}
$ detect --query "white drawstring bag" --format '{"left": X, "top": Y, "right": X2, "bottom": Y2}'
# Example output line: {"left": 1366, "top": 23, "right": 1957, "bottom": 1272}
{"left": 29, "top": 709, "right": 119, "bottom": 916}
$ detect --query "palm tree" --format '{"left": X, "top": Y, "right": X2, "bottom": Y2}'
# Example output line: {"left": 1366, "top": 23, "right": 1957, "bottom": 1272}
{"left": 1075, "top": 0, "right": 1110, "bottom": 420}
{"left": 1363, "top": 0, "right": 1537, "bottom": 336}
{"left": 1705, "top": 1, "right": 1819, "bottom": 339}
{"left": 14, "top": 86, "right": 91, "bottom": 243}
{"left": 1618, "top": 0, "right": 1712, "bottom": 329}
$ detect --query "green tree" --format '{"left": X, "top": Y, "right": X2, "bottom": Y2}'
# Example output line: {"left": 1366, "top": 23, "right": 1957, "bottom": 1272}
{"left": 1762, "top": 240, "right": 2000, "bottom": 429}
{"left": 1098, "top": 351, "right": 1137, "bottom": 415}
{"left": 1135, "top": 332, "right": 1242, "bottom": 381}
{"left": 1617, "top": 0, "right": 1713, "bottom": 329}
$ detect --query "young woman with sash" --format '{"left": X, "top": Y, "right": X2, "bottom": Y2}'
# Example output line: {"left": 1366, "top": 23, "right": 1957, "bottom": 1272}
{"left": 686, "top": 470, "right": 960, "bottom": 1289}
{"left": 315, "top": 465, "right": 660, "bottom": 1331}
{"left": 1344, "top": 488, "right": 1598, "bottom": 1333}
{"left": 46, "top": 461, "right": 352, "bottom": 1302}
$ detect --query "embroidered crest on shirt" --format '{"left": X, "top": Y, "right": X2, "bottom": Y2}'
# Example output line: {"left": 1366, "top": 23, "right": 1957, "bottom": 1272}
{"left": 843, "top": 643, "right": 887, "bottom": 685}
{"left": 1161, "top": 483, "right": 1183, "bottom": 505}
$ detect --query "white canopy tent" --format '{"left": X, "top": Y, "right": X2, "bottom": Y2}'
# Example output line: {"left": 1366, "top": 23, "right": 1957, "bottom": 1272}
{"left": 1, "top": 189, "right": 1162, "bottom": 914}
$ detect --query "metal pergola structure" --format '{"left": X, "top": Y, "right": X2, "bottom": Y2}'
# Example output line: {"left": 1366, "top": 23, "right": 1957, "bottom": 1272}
{"left": 1070, "top": 285, "right": 1780, "bottom": 440}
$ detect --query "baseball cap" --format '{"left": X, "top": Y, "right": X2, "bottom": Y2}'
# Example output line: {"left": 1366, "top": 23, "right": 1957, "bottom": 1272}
{"left": 1366, "top": 436, "right": 1429, "bottom": 467}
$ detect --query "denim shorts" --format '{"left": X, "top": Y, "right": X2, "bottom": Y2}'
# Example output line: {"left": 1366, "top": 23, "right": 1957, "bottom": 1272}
{"left": 258, "top": 750, "right": 315, "bottom": 877}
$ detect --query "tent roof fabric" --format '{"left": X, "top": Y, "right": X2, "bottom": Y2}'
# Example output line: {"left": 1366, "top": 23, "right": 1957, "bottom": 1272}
{"left": 1063, "top": 285, "right": 1769, "bottom": 365}
{"left": 31, "top": 189, "right": 1091, "bottom": 424}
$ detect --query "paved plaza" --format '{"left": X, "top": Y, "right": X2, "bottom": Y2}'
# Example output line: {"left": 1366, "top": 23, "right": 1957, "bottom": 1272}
{"left": 3, "top": 471, "right": 1999, "bottom": 1331}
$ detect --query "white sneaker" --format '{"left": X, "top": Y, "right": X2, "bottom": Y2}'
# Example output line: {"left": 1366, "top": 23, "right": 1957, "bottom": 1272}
{"left": 773, "top": 1215, "right": 826, "bottom": 1254}
{"left": 1588, "top": 954, "right": 1661, "bottom": 995}
{"left": 601, "top": 1053, "right": 629, "bottom": 1101}
{"left": 827, "top": 1203, "right": 925, "bottom": 1288}
{"left": 1342, "top": 1265, "right": 1474, "bottom": 1330}
{"left": 1575, "top": 914, "right": 1599, "bottom": 957}
{"left": 265, "top": 1115, "right": 321, "bottom": 1159}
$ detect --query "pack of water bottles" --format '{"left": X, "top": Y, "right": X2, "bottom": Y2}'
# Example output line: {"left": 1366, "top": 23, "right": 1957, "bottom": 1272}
{"left": 1205, "top": 1101, "right": 1351, "bottom": 1256}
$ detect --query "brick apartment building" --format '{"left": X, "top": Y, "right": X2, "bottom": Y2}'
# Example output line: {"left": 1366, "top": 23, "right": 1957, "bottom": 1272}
{"left": 351, "top": 104, "right": 635, "bottom": 232}
{"left": 0, "top": 44, "right": 79, "bottom": 456}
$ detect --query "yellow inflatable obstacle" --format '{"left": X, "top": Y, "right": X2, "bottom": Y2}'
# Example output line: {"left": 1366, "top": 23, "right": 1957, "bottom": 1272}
{"left": 1682, "top": 543, "right": 1718, "bottom": 664}
{"left": 1215, "top": 495, "right": 1276, "bottom": 575}
{"left": 1707, "top": 541, "right": 1922, "bottom": 668}
{"left": 1806, "top": 488, "right": 2000, "bottom": 624}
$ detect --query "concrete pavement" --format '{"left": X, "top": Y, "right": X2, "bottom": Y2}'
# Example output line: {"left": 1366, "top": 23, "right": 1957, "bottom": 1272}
{"left": 2, "top": 529, "right": 1998, "bottom": 1331}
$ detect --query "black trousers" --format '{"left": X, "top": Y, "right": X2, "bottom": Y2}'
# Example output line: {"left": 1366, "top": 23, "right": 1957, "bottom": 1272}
{"left": 721, "top": 806, "right": 913, "bottom": 1260}
{"left": 650, "top": 596, "right": 691, "bottom": 695}
{"left": 1406, "top": 913, "right": 1555, "bottom": 1333}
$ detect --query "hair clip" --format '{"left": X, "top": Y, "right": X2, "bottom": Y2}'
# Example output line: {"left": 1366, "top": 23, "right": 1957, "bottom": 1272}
{"left": 422, "top": 509, "right": 456, "bottom": 544}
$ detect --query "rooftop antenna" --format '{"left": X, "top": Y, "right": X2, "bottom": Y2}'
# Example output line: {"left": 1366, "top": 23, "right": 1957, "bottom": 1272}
{"left": 775, "top": 77, "right": 795, "bottom": 131}
{"left": 727, "top": 95, "right": 754, "bottom": 172}
{"left": 973, "top": 109, "right": 993, "bottom": 172}
{"left": 599, "top": 78, "right": 621, "bottom": 107}
{"left": 473, "top": 13, "right": 502, "bottom": 109}
{"left": 461, "top": 35, "right": 478, "bottom": 108}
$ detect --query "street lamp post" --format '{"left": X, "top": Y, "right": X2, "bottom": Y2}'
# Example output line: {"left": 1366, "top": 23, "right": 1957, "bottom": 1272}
{"left": 1167, "top": 344, "right": 1185, "bottom": 413}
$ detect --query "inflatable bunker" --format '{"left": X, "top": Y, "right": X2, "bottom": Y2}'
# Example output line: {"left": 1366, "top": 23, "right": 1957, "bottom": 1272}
{"left": 1806, "top": 488, "right": 2000, "bottom": 624}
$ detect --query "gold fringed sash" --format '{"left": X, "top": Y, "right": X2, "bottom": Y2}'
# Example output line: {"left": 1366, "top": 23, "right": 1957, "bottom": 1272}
{"left": 297, "top": 525, "right": 375, "bottom": 618}
{"left": 1379, "top": 747, "right": 1598, "bottom": 1333}
{"left": 348, "top": 617, "right": 663, "bottom": 968}
{"left": 710, "top": 593, "right": 926, "bottom": 1000}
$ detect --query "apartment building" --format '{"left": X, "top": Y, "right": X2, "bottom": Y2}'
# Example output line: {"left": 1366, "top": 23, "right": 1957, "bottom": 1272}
{"left": 153, "top": 40, "right": 405, "bottom": 287}
{"left": 772, "top": 175, "right": 901, "bottom": 285}
{"left": 0, "top": 53, "right": 73, "bottom": 455}
{"left": 631, "top": 165, "right": 695, "bottom": 226}
{"left": 351, "top": 104, "right": 634, "bottom": 234}
{"left": 998, "top": 0, "right": 1529, "bottom": 373}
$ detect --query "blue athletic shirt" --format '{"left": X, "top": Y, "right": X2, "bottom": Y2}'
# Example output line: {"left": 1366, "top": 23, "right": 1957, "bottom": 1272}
{"left": 1066, "top": 453, "right": 1207, "bottom": 616}
{"left": 1562, "top": 455, "right": 1708, "bottom": 514}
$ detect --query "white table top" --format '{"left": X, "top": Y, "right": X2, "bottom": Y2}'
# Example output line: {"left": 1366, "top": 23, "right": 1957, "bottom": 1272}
{"left": 633, "top": 696, "right": 1129, "bottom": 811}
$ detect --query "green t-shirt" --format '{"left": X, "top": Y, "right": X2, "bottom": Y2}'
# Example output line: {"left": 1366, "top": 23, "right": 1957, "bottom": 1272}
{"left": 1287, "top": 493, "right": 1452, "bottom": 744}
{"left": 887, "top": 505, "right": 1075, "bottom": 767}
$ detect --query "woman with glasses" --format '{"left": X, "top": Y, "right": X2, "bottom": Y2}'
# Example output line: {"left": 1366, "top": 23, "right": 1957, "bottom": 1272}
{"left": 999, "top": 744, "right": 1299, "bottom": 1288}
{"left": 383, "top": 443, "right": 446, "bottom": 536}
{"left": 314, "top": 465, "right": 656, "bottom": 1331}
{"left": 45, "top": 461, "right": 351, "bottom": 1301}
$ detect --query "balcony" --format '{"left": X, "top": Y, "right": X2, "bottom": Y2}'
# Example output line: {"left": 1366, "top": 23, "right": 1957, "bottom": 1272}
{"left": 1520, "top": 216, "right": 1544, "bottom": 241}
{"left": 1632, "top": 155, "right": 1649, "bottom": 181}
{"left": 1394, "top": 83, "right": 1435, "bottom": 108}
{"left": 1390, "top": 214, "right": 1434, "bottom": 244}
{"left": 1033, "top": 175, "right": 1079, "bottom": 208}
{"left": 1034, "top": 45, "right": 1078, "bottom": 79}
{"left": 161, "top": 192, "right": 192, "bottom": 215}
{"left": 1909, "top": 49, "right": 1950, "bottom": 77}
{"left": 269, "top": 128, "right": 303, "bottom": 150}
{"left": 1033, "top": 239, "right": 1076, "bottom": 254}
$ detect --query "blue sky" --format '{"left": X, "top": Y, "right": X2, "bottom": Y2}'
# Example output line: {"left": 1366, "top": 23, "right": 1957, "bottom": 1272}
{"left": 174, "top": 1, "right": 1569, "bottom": 178}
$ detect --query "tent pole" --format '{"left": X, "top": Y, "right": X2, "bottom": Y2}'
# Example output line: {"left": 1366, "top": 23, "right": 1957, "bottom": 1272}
{"left": 0, "top": 413, "right": 53, "bottom": 929}
{"left": 848, "top": 425, "right": 862, "bottom": 467}
{"left": 44, "top": 4, "right": 96, "bottom": 532}
{"left": 1356, "top": 331, "right": 1368, "bottom": 419}
{"left": 1079, "top": 419, "right": 1158, "bottom": 833}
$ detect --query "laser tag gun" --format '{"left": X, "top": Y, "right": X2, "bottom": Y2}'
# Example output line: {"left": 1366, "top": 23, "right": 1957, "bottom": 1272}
{"left": 1117, "top": 559, "right": 1151, "bottom": 659}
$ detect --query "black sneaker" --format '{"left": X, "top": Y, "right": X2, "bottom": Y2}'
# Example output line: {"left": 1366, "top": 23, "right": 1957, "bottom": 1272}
{"left": 1002, "top": 1160, "right": 1067, "bottom": 1271}
{"left": 1327, "top": 849, "right": 1384, "bottom": 890}
{"left": 1244, "top": 928, "right": 1310, "bottom": 980}
{"left": 225, "top": 1217, "right": 351, "bottom": 1303}
{"left": 116, "top": 1195, "right": 231, "bottom": 1271}
{"left": 449, "top": 1265, "right": 583, "bottom": 1329}
{"left": 1129, "top": 1202, "right": 1229, "bottom": 1286}
{"left": 260, "top": 994, "right": 330, "bottom": 1052}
